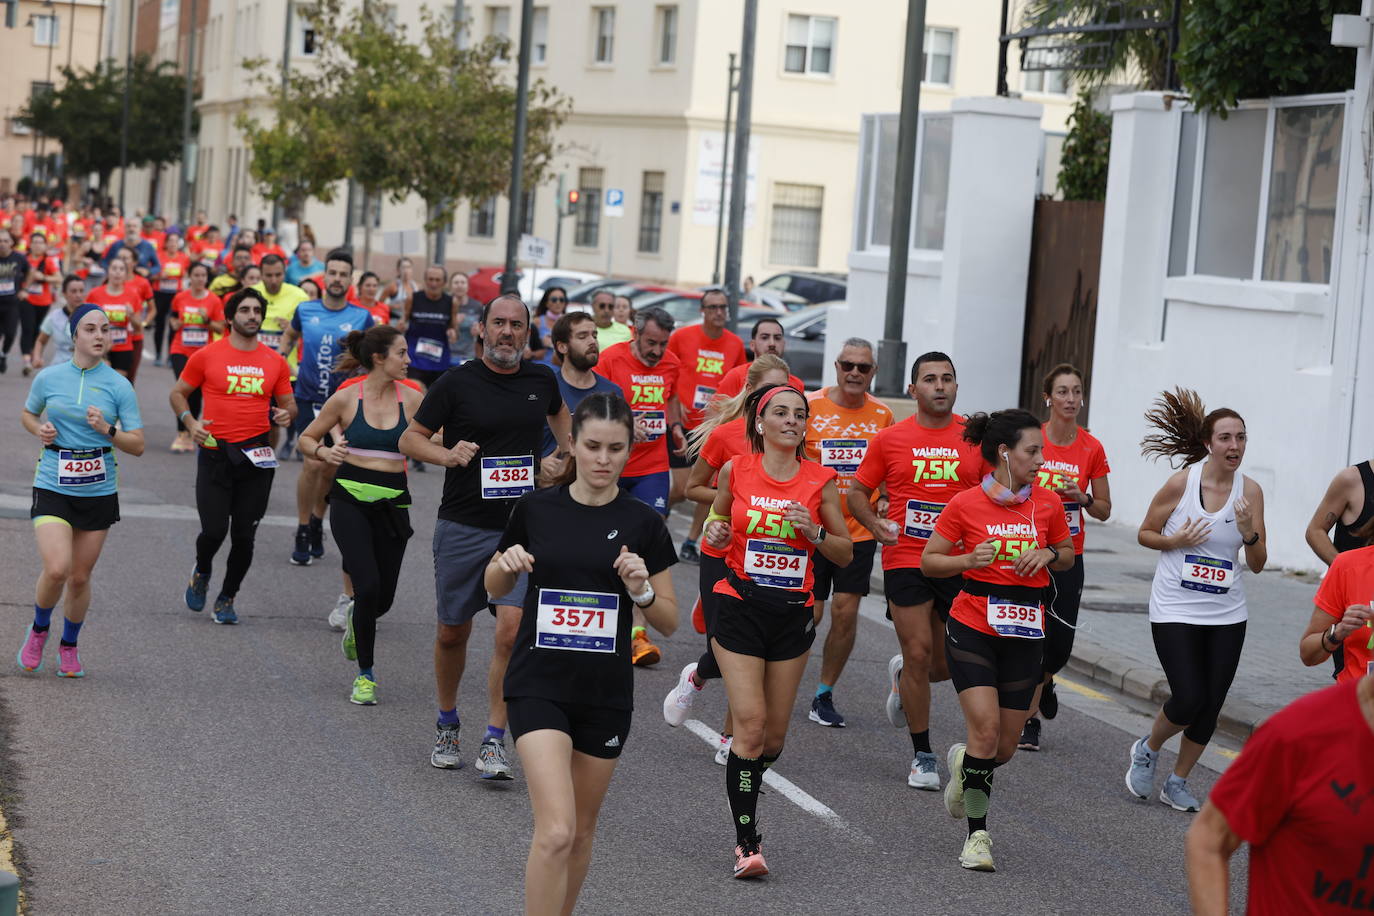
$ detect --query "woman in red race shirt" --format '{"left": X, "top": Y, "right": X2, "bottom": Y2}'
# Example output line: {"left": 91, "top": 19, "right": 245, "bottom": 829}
{"left": 168, "top": 262, "right": 225, "bottom": 453}
{"left": 87, "top": 258, "right": 142, "bottom": 379}
{"left": 153, "top": 230, "right": 193, "bottom": 367}
{"left": 21, "top": 231, "right": 62, "bottom": 376}
{"left": 921, "top": 408, "right": 1072, "bottom": 873}
{"left": 1300, "top": 522, "right": 1374, "bottom": 681}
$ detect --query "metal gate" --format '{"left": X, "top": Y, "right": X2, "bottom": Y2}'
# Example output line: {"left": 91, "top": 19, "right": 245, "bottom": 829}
{"left": 1018, "top": 199, "right": 1104, "bottom": 426}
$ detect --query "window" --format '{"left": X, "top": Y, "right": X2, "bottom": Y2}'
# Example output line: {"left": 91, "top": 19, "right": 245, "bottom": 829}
{"left": 532, "top": 7, "right": 548, "bottom": 64}
{"left": 521, "top": 189, "right": 535, "bottom": 235}
{"left": 300, "top": 8, "right": 319, "bottom": 56}
{"left": 469, "top": 197, "right": 497, "bottom": 238}
{"left": 30, "top": 81, "right": 54, "bottom": 103}
{"left": 33, "top": 14, "right": 59, "bottom": 48}
{"left": 351, "top": 188, "right": 383, "bottom": 229}
{"left": 656, "top": 6, "right": 677, "bottom": 66}
{"left": 784, "top": 14, "right": 835, "bottom": 75}
{"left": 923, "top": 27, "right": 954, "bottom": 87}
{"left": 593, "top": 7, "right": 615, "bottom": 64}
{"left": 487, "top": 5, "right": 510, "bottom": 59}
{"left": 914, "top": 116, "right": 952, "bottom": 250}
{"left": 855, "top": 112, "right": 952, "bottom": 252}
{"left": 575, "top": 167, "right": 603, "bottom": 247}
{"left": 1024, "top": 68, "right": 1068, "bottom": 95}
{"left": 1169, "top": 100, "right": 1345, "bottom": 285}
{"left": 768, "top": 183, "right": 823, "bottom": 267}
{"left": 1022, "top": 39, "right": 1068, "bottom": 95}
{"left": 638, "top": 171, "right": 664, "bottom": 253}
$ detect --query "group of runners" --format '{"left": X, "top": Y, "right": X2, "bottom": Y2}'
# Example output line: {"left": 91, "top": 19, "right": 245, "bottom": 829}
{"left": 12, "top": 222, "right": 1374, "bottom": 909}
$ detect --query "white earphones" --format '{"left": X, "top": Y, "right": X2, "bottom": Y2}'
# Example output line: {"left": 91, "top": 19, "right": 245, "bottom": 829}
{"left": 1045, "top": 399, "right": 1051, "bottom": 407}
{"left": 756, "top": 423, "right": 764, "bottom": 434}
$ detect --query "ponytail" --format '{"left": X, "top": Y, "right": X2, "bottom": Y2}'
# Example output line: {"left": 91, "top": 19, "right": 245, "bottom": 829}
{"left": 962, "top": 408, "right": 1040, "bottom": 465}
{"left": 1141, "top": 387, "right": 1244, "bottom": 467}
{"left": 335, "top": 324, "right": 402, "bottom": 374}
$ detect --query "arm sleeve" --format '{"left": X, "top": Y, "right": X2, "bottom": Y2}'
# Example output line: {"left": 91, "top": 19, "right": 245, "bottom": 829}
{"left": 1091, "top": 441, "right": 1111, "bottom": 478}
{"left": 545, "top": 372, "right": 563, "bottom": 417}
{"left": 24, "top": 373, "right": 48, "bottom": 415}
{"left": 643, "top": 510, "right": 679, "bottom": 576}
{"left": 933, "top": 495, "right": 964, "bottom": 544}
{"left": 853, "top": 430, "right": 886, "bottom": 490}
{"left": 1313, "top": 558, "right": 1347, "bottom": 620}
{"left": 412, "top": 374, "right": 452, "bottom": 432}
{"left": 1207, "top": 716, "right": 1294, "bottom": 846}
{"left": 290, "top": 309, "right": 303, "bottom": 332}
{"left": 115, "top": 378, "right": 144, "bottom": 430}
{"left": 700, "top": 429, "right": 726, "bottom": 469}
{"left": 179, "top": 347, "right": 208, "bottom": 390}
{"left": 497, "top": 495, "right": 529, "bottom": 552}
{"left": 272, "top": 354, "right": 293, "bottom": 396}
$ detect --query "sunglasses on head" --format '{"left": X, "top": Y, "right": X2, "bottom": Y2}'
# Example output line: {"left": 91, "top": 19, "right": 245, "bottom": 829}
{"left": 839, "top": 360, "right": 874, "bottom": 374}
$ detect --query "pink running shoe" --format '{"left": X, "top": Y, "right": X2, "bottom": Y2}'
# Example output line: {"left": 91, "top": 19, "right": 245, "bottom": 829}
{"left": 733, "top": 838, "right": 768, "bottom": 879}
{"left": 57, "top": 645, "right": 84, "bottom": 678}
{"left": 17, "top": 626, "right": 48, "bottom": 672}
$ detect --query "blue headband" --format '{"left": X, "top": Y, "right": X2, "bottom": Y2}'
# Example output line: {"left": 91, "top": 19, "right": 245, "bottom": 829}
{"left": 69, "top": 303, "right": 105, "bottom": 337}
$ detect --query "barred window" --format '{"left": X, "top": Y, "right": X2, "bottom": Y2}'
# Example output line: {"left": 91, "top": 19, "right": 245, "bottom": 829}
{"left": 638, "top": 171, "right": 664, "bottom": 253}
{"left": 575, "top": 167, "right": 604, "bottom": 248}
{"left": 768, "top": 183, "right": 823, "bottom": 267}
{"left": 469, "top": 196, "right": 497, "bottom": 238}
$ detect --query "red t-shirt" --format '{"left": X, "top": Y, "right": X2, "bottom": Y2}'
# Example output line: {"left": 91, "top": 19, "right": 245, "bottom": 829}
{"left": 251, "top": 243, "right": 287, "bottom": 264}
{"left": 87, "top": 285, "right": 143, "bottom": 353}
{"left": 1314, "top": 546, "right": 1374, "bottom": 683}
{"left": 714, "top": 452, "right": 836, "bottom": 597}
{"left": 934, "top": 484, "right": 1072, "bottom": 636}
{"left": 717, "top": 362, "right": 803, "bottom": 399}
{"left": 142, "top": 230, "right": 166, "bottom": 250}
{"left": 853, "top": 415, "right": 986, "bottom": 570}
{"left": 187, "top": 224, "right": 209, "bottom": 243}
{"left": 158, "top": 251, "right": 193, "bottom": 295}
{"left": 698, "top": 417, "right": 750, "bottom": 559}
{"left": 180, "top": 338, "right": 292, "bottom": 445}
{"left": 805, "top": 388, "right": 896, "bottom": 543}
{"left": 1038, "top": 425, "right": 1111, "bottom": 555}
{"left": 192, "top": 241, "right": 224, "bottom": 266}
{"left": 169, "top": 290, "right": 224, "bottom": 356}
{"left": 25, "top": 254, "right": 60, "bottom": 307}
{"left": 1209, "top": 679, "right": 1374, "bottom": 914}
{"left": 668, "top": 325, "right": 746, "bottom": 428}
{"left": 594, "top": 340, "right": 681, "bottom": 478}
{"left": 364, "top": 302, "right": 391, "bottom": 327}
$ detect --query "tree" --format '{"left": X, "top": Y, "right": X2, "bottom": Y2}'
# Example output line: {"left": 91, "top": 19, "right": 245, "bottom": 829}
{"left": 1057, "top": 90, "right": 1112, "bottom": 200}
{"left": 1018, "top": 0, "right": 1177, "bottom": 92}
{"left": 20, "top": 55, "right": 194, "bottom": 198}
{"left": 1178, "top": 0, "right": 1358, "bottom": 115}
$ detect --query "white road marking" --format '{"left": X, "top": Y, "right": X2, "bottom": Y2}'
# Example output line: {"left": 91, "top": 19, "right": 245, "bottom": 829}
{"left": 0, "top": 494, "right": 299, "bottom": 528}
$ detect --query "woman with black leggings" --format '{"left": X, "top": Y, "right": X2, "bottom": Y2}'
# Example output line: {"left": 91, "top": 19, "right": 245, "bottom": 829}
{"left": 1127, "top": 388, "right": 1267, "bottom": 813}
{"left": 297, "top": 324, "right": 422, "bottom": 707}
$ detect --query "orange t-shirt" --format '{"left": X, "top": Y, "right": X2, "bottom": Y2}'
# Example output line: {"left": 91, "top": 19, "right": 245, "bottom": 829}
{"left": 717, "top": 362, "right": 803, "bottom": 399}
{"left": 158, "top": 251, "right": 193, "bottom": 295}
{"left": 25, "top": 254, "right": 60, "bottom": 307}
{"left": 853, "top": 415, "right": 986, "bottom": 570}
{"left": 594, "top": 340, "right": 681, "bottom": 478}
{"left": 698, "top": 417, "right": 750, "bottom": 559}
{"left": 1038, "top": 424, "right": 1111, "bottom": 555}
{"left": 87, "top": 285, "right": 143, "bottom": 352}
{"left": 169, "top": 290, "right": 224, "bottom": 356}
{"left": 127, "top": 274, "right": 154, "bottom": 339}
{"left": 179, "top": 337, "right": 293, "bottom": 445}
{"left": 1314, "top": 545, "right": 1374, "bottom": 683}
{"left": 668, "top": 325, "right": 746, "bottom": 428}
{"left": 804, "top": 388, "right": 895, "bottom": 543}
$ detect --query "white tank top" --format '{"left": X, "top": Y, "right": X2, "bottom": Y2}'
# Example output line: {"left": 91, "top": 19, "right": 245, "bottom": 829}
{"left": 1148, "top": 462, "right": 1248, "bottom": 625}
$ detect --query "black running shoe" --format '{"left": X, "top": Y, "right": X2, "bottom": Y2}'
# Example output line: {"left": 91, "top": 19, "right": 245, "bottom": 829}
{"left": 1040, "top": 680, "right": 1059, "bottom": 720}
{"left": 308, "top": 516, "right": 325, "bottom": 559}
{"left": 1017, "top": 717, "right": 1041, "bottom": 752}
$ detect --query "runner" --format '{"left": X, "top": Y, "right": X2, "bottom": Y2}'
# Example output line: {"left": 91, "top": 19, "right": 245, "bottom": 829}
{"left": 802, "top": 338, "right": 894, "bottom": 727}
{"left": 1305, "top": 455, "right": 1374, "bottom": 679}
{"left": 612, "top": 294, "right": 634, "bottom": 330}
{"left": 151, "top": 230, "right": 192, "bottom": 367}
{"left": 276, "top": 249, "right": 374, "bottom": 566}
{"left": 0, "top": 228, "right": 30, "bottom": 374}
{"left": 593, "top": 305, "right": 684, "bottom": 666}
{"left": 171, "top": 288, "right": 297, "bottom": 624}
{"left": 20, "top": 231, "right": 61, "bottom": 376}
{"left": 381, "top": 257, "right": 418, "bottom": 317}
{"left": 449, "top": 272, "right": 483, "bottom": 364}
{"left": 716, "top": 316, "right": 802, "bottom": 397}
{"left": 253, "top": 253, "right": 309, "bottom": 402}
{"left": 210, "top": 245, "right": 253, "bottom": 297}
{"left": 1126, "top": 388, "right": 1267, "bottom": 812}
{"left": 401, "top": 265, "right": 455, "bottom": 388}
{"left": 286, "top": 239, "right": 322, "bottom": 288}
{"left": 167, "top": 262, "right": 225, "bottom": 453}
{"left": 699, "top": 384, "right": 851, "bottom": 878}
{"left": 399, "top": 293, "right": 570, "bottom": 776}
{"left": 30, "top": 275, "right": 84, "bottom": 370}
{"left": 661, "top": 354, "right": 794, "bottom": 765}
{"left": 297, "top": 325, "right": 422, "bottom": 705}
{"left": 115, "top": 247, "right": 156, "bottom": 385}
{"left": 1018, "top": 363, "right": 1112, "bottom": 752}
{"left": 192, "top": 227, "right": 225, "bottom": 270}
{"left": 532, "top": 286, "right": 568, "bottom": 366}
{"left": 487, "top": 392, "right": 678, "bottom": 915}
{"left": 17, "top": 304, "right": 145, "bottom": 677}
{"left": 86, "top": 258, "right": 141, "bottom": 380}
{"left": 668, "top": 288, "right": 746, "bottom": 563}
{"left": 538, "top": 311, "right": 620, "bottom": 478}
{"left": 848, "top": 352, "right": 985, "bottom": 789}
{"left": 1300, "top": 524, "right": 1374, "bottom": 681}
{"left": 250, "top": 228, "right": 286, "bottom": 264}
{"left": 590, "top": 289, "right": 631, "bottom": 350}
{"left": 921, "top": 408, "right": 1073, "bottom": 871}
{"left": 356, "top": 271, "right": 390, "bottom": 327}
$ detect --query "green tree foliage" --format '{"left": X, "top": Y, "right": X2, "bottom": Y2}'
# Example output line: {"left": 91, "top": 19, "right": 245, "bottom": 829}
{"left": 1057, "top": 90, "right": 1112, "bottom": 201}
{"left": 1178, "top": 0, "right": 1358, "bottom": 115}
{"left": 19, "top": 55, "right": 194, "bottom": 195}
{"left": 1019, "top": 0, "right": 1175, "bottom": 91}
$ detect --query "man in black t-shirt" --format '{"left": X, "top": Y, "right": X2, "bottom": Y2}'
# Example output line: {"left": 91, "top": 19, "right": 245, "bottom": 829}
{"left": 402, "top": 293, "right": 571, "bottom": 778}
{"left": 0, "top": 229, "right": 32, "bottom": 373}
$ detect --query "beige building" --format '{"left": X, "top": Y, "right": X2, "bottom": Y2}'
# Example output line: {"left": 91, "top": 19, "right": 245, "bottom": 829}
{"left": 117, "top": 0, "right": 1074, "bottom": 283}
{"left": 0, "top": 0, "right": 107, "bottom": 195}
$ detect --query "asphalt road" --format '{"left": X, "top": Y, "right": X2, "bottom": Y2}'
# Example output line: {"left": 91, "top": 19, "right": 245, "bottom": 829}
{"left": 0, "top": 359, "right": 1249, "bottom": 914}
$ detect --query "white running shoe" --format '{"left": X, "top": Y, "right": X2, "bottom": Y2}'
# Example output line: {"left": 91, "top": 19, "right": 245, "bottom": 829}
{"left": 908, "top": 751, "right": 941, "bottom": 790}
{"left": 885, "top": 653, "right": 905, "bottom": 728}
{"left": 663, "top": 662, "right": 701, "bottom": 727}
{"left": 959, "top": 830, "right": 995, "bottom": 871}
{"left": 944, "top": 743, "right": 967, "bottom": 819}
{"left": 328, "top": 594, "right": 351, "bottom": 631}
{"left": 715, "top": 734, "right": 732, "bottom": 766}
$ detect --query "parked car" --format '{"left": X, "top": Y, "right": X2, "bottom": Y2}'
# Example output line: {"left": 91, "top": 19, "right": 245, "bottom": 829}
{"left": 466, "top": 266, "right": 509, "bottom": 304}
{"left": 633, "top": 290, "right": 706, "bottom": 327}
{"left": 519, "top": 269, "right": 603, "bottom": 305}
{"left": 677, "top": 303, "right": 827, "bottom": 390}
{"left": 756, "top": 271, "right": 847, "bottom": 305}
{"left": 567, "top": 278, "right": 629, "bottom": 305}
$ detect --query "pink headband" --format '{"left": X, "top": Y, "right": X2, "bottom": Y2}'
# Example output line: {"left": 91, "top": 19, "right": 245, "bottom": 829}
{"left": 756, "top": 384, "right": 805, "bottom": 418}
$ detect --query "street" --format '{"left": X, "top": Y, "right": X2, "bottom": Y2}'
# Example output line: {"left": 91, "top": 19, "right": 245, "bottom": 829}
{"left": 0, "top": 363, "right": 1250, "bottom": 915}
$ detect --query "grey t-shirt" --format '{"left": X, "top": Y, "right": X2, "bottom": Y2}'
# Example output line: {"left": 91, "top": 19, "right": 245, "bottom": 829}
{"left": 38, "top": 306, "right": 74, "bottom": 364}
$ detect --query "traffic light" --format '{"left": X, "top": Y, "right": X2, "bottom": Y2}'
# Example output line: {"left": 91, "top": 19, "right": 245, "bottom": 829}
{"left": 566, "top": 189, "right": 580, "bottom": 216}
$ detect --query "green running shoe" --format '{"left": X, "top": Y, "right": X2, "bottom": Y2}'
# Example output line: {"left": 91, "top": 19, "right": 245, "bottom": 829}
{"left": 342, "top": 604, "right": 357, "bottom": 661}
{"left": 350, "top": 674, "right": 376, "bottom": 706}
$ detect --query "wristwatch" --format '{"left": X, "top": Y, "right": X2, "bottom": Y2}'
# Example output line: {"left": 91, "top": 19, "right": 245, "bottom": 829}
{"left": 1242, "top": 531, "right": 1260, "bottom": 546}
{"left": 1046, "top": 545, "right": 1060, "bottom": 564}
{"left": 630, "top": 584, "right": 656, "bottom": 608}
{"left": 105, "top": 423, "right": 117, "bottom": 439}
{"left": 806, "top": 525, "right": 827, "bottom": 545}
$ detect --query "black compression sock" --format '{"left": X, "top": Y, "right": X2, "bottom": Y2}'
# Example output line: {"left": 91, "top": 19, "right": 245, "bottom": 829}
{"left": 726, "top": 751, "right": 762, "bottom": 845}
{"left": 963, "top": 754, "right": 996, "bottom": 834}
{"left": 761, "top": 752, "right": 779, "bottom": 771}
{"left": 910, "top": 730, "right": 932, "bottom": 756}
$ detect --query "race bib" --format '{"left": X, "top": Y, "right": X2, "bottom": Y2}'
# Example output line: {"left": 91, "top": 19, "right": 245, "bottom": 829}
{"left": 57, "top": 449, "right": 109, "bottom": 487}
{"left": 1064, "top": 502, "right": 1082, "bottom": 537}
{"left": 415, "top": 338, "right": 445, "bottom": 361}
{"left": 181, "top": 327, "right": 208, "bottom": 347}
{"left": 692, "top": 385, "right": 716, "bottom": 411}
{"left": 986, "top": 597, "right": 1045, "bottom": 639}
{"left": 259, "top": 329, "right": 282, "bottom": 350}
{"left": 243, "top": 445, "right": 278, "bottom": 469}
{"left": 165, "top": 263, "right": 183, "bottom": 277}
{"left": 110, "top": 328, "right": 129, "bottom": 346}
{"left": 480, "top": 455, "right": 535, "bottom": 499}
{"left": 1181, "top": 555, "right": 1234, "bottom": 594}
{"left": 820, "top": 439, "right": 867, "bottom": 474}
{"left": 903, "top": 500, "right": 946, "bottom": 540}
{"left": 0, "top": 279, "right": 14, "bottom": 296}
{"left": 743, "top": 538, "right": 809, "bottom": 590}
{"left": 635, "top": 409, "right": 667, "bottom": 441}
{"left": 27, "top": 284, "right": 43, "bottom": 296}
{"left": 535, "top": 588, "right": 619, "bottom": 653}
{"left": 160, "top": 278, "right": 179, "bottom": 292}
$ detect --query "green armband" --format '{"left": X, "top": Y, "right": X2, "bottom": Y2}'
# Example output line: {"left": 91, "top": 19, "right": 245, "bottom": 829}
{"left": 705, "top": 510, "right": 730, "bottom": 526}
{"left": 179, "top": 410, "right": 192, "bottom": 422}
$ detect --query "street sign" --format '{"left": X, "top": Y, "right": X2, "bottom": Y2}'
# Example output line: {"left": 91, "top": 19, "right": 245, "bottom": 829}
{"left": 519, "top": 233, "right": 553, "bottom": 266}
{"left": 604, "top": 188, "right": 625, "bottom": 218}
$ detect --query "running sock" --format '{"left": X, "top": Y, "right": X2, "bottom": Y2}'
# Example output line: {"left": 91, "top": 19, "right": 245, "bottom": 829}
{"left": 308, "top": 515, "right": 323, "bottom": 530}
{"left": 358, "top": 668, "right": 375, "bottom": 682}
{"left": 32, "top": 604, "right": 54, "bottom": 632}
{"left": 485, "top": 725, "right": 506, "bottom": 742}
{"left": 59, "top": 617, "right": 82, "bottom": 647}
{"left": 815, "top": 683, "right": 833, "bottom": 698}
{"left": 631, "top": 626, "right": 647, "bottom": 640}
{"left": 910, "top": 730, "right": 932, "bottom": 756}
{"left": 682, "top": 537, "right": 697, "bottom": 549}
{"left": 438, "top": 708, "right": 459, "bottom": 726}
{"left": 726, "top": 750, "right": 763, "bottom": 846}
{"left": 962, "top": 754, "right": 996, "bottom": 835}
{"left": 761, "top": 752, "right": 779, "bottom": 772}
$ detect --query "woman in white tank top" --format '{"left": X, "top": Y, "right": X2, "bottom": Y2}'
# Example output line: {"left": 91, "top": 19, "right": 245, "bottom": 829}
{"left": 1125, "top": 389, "right": 1267, "bottom": 813}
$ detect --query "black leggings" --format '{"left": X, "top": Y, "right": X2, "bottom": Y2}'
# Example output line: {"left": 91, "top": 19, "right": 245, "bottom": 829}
{"left": 194, "top": 447, "right": 275, "bottom": 599}
{"left": 695, "top": 553, "right": 727, "bottom": 680}
{"left": 1151, "top": 621, "right": 1246, "bottom": 746}
{"left": 0, "top": 300, "right": 18, "bottom": 357}
{"left": 169, "top": 353, "right": 202, "bottom": 432}
{"left": 1042, "top": 554, "right": 1085, "bottom": 676}
{"left": 152, "top": 291, "right": 174, "bottom": 359}
{"left": 329, "top": 482, "right": 411, "bottom": 671}
{"left": 20, "top": 302, "right": 48, "bottom": 356}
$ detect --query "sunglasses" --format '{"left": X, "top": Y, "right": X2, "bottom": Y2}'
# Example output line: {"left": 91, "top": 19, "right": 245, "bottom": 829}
{"left": 838, "top": 360, "right": 874, "bottom": 374}
{"left": 548, "top": 297, "right": 567, "bottom": 303}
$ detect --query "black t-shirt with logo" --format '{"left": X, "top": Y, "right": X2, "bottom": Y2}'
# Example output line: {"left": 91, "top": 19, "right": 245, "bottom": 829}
{"left": 412, "top": 358, "right": 563, "bottom": 530}
{"left": 0, "top": 252, "right": 31, "bottom": 302}
{"left": 500, "top": 485, "right": 677, "bottom": 710}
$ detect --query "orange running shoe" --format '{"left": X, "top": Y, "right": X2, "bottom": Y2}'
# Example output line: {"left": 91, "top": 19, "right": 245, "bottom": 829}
{"left": 631, "top": 631, "right": 661, "bottom": 667}
{"left": 692, "top": 597, "right": 706, "bottom": 634}
{"left": 733, "top": 837, "right": 768, "bottom": 879}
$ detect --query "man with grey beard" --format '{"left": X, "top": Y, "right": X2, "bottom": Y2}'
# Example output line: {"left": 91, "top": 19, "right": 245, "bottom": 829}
{"left": 402, "top": 293, "right": 572, "bottom": 779}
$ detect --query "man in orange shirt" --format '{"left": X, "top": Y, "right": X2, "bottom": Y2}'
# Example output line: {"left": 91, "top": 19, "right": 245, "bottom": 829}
{"left": 667, "top": 288, "right": 746, "bottom": 562}
{"left": 803, "top": 338, "right": 894, "bottom": 727}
